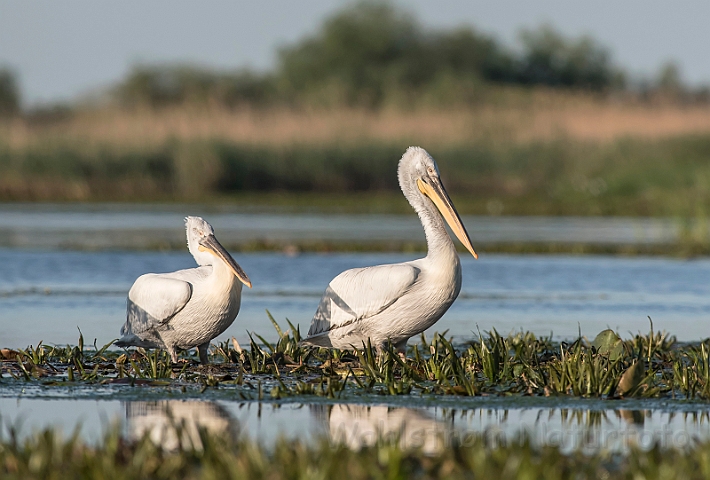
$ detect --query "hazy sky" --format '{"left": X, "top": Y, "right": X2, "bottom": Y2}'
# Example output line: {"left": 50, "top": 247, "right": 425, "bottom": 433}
{"left": 1, "top": 1, "right": 708, "bottom": 106}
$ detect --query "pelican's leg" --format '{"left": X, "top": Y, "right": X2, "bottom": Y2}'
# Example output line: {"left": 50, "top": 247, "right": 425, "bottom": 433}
{"left": 197, "top": 343, "right": 210, "bottom": 364}
{"left": 167, "top": 347, "right": 179, "bottom": 364}
{"left": 393, "top": 339, "right": 408, "bottom": 360}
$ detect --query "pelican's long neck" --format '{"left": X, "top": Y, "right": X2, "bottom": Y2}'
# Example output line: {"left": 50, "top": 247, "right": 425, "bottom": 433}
{"left": 204, "top": 256, "right": 241, "bottom": 293}
{"left": 406, "top": 188, "right": 458, "bottom": 262}
{"left": 195, "top": 252, "right": 242, "bottom": 296}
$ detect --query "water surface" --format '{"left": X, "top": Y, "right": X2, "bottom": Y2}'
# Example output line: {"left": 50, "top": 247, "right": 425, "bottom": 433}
{"left": 3, "top": 206, "right": 710, "bottom": 454}
{"left": 2, "top": 250, "right": 710, "bottom": 348}
{"left": 2, "top": 396, "right": 708, "bottom": 454}
{"left": 0, "top": 203, "right": 683, "bottom": 249}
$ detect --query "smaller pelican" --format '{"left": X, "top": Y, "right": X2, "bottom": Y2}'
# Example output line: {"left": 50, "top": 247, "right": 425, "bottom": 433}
{"left": 116, "top": 216, "right": 251, "bottom": 363}
{"left": 302, "top": 146, "right": 477, "bottom": 353}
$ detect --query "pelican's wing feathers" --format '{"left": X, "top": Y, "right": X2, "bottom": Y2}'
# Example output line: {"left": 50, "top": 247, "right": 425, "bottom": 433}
{"left": 123, "top": 273, "right": 193, "bottom": 335}
{"left": 307, "top": 263, "right": 420, "bottom": 337}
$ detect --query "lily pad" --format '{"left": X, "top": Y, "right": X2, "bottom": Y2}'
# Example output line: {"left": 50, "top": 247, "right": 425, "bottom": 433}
{"left": 592, "top": 329, "right": 624, "bottom": 361}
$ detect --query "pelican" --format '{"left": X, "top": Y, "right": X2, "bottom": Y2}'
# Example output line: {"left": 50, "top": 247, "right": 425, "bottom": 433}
{"left": 116, "top": 216, "right": 251, "bottom": 363}
{"left": 302, "top": 146, "right": 477, "bottom": 353}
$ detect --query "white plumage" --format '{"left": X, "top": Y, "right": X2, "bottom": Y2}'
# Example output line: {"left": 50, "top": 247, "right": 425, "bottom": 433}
{"left": 116, "top": 216, "right": 252, "bottom": 363}
{"left": 303, "top": 146, "right": 477, "bottom": 352}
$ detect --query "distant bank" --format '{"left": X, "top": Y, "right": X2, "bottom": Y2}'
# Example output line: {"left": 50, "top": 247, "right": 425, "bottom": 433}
{"left": 0, "top": 203, "right": 708, "bottom": 256}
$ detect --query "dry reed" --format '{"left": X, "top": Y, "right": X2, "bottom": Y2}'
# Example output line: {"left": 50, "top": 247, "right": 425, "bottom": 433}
{"left": 2, "top": 92, "right": 710, "bottom": 151}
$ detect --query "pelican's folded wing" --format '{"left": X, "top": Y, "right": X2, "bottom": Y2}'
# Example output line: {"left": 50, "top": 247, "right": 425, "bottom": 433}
{"left": 307, "top": 264, "right": 420, "bottom": 337}
{"left": 123, "top": 274, "right": 193, "bottom": 335}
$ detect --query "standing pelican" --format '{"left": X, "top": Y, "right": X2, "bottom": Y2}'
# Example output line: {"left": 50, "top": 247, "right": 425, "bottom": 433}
{"left": 116, "top": 216, "right": 251, "bottom": 363}
{"left": 302, "top": 146, "right": 477, "bottom": 352}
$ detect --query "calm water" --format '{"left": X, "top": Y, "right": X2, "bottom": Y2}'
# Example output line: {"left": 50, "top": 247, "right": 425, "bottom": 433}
{"left": 2, "top": 250, "right": 710, "bottom": 348}
{"left": 0, "top": 203, "right": 683, "bottom": 249}
{"left": 2, "top": 396, "right": 709, "bottom": 453}
{"left": 2, "top": 206, "right": 710, "bottom": 451}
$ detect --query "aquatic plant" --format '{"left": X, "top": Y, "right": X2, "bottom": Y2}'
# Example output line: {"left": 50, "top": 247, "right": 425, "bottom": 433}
{"left": 5, "top": 317, "right": 710, "bottom": 401}
{"left": 4, "top": 422, "right": 710, "bottom": 479}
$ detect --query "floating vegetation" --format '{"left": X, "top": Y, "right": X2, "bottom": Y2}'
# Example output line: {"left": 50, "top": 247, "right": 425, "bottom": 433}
{"left": 2, "top": 316, "right": 710, "bottom": 400}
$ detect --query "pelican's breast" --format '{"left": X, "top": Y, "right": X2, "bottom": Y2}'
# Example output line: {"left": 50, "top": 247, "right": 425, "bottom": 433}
{"left": 164, "top": 267, "right": 243, "bottom": 349}
{"left": 391, "top": 256, "right": 462, "bottom": 337}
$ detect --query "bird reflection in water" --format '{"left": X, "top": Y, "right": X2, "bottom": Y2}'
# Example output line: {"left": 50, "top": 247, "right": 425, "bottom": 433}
{"left": 617, "top": 409, "right": 646, "bottom": 426}
{"left": 124, "top": 400, "right": 238, "bottom": 451}
{"left": 313, "top": 404, "right": 449, "bottom": 454}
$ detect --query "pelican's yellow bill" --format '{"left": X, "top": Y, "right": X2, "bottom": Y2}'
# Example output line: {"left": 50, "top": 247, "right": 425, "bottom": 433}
{"left": 417, "top": 178, "right": 478, "bottom": 259}
{"left": 199, "top": 236, "right": 253, "bottom": 287}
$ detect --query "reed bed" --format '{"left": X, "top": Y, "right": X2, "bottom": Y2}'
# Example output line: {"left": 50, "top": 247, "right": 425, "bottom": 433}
{"left": 4, "top": 95, "right": 710, "bottom": 150}
{"left": 1, "top": 94, "right": 710, "bottom": 215}
{"left": 2, "top": 131, "right": 710, "bottom": 218}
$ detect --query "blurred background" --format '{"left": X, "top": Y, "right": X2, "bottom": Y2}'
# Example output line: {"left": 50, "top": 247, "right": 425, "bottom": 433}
{"left": 2, "top": 0, "right": 710, "bottom": 346}
{"left": 5, "top": 2, "right": 710, "bottom": 445}
{"left": 1, "top": 0, "right": 708, "bottom": 222}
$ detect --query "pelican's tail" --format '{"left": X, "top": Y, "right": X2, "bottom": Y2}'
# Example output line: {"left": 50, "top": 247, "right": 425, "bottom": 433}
{"left": 300, "top": 332, "right": 370, "bottom": 352}
{"left": 299, "top": 333, "right": 333, "bottom": 349}
{"left": 115, "top": 334, "right": 157, "bottom": 349}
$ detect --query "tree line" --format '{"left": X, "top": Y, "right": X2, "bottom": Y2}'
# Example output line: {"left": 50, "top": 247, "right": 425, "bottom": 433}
{"left": 0, "top": 1, "right": 703, "bottom": 114}
{"left": 114, "top": 2, "right": 623, "bottom": 109}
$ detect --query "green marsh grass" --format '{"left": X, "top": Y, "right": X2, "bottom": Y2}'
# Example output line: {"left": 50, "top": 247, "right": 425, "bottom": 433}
{"left": 2, "top": 316, "right": 709, "bottom": 401}
{"left": 5, "top": 421, "right": 710, "bottom": 479}
{"left": 3, "top": 110, "right": 710, "bottom": 221}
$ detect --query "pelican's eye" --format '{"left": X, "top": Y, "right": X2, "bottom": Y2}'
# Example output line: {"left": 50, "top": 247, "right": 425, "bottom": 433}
{"left": 427, "top": 166, "right": 436, "bottom": 176}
